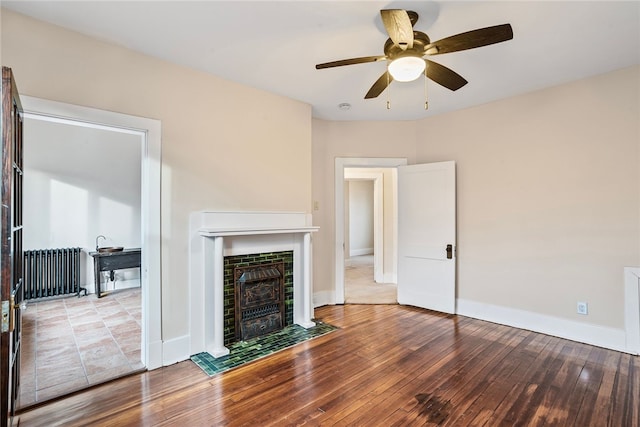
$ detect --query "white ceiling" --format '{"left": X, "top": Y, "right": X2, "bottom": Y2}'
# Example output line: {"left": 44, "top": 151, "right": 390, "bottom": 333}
{"left": 3, "top": 1, "right": 639, "bottom": 121}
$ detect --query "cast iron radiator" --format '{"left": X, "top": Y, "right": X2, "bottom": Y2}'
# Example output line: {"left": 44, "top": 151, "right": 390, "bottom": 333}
{"left": 23, "top": 248, "right": 86, "bottom": 300}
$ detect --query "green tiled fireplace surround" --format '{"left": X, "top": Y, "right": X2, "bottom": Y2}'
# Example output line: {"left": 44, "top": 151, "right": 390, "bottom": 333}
{"left": 223, "top": 251, "right": 293, "bottom": 346}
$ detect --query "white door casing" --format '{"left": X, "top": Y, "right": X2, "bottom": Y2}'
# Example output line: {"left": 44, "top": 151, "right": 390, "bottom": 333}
{"left": 334, "top": 158, "right": 407, "bottom": 304}
{"left": 20, "top": 96, "right": 163, "bottom": 369}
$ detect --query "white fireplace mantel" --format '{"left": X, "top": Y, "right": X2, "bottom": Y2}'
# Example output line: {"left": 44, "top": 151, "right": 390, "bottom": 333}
{"left": 189, "top": 211, "right": 318, "bottom": 358}
{"left": 200, "top": 226, "right": 318, "bottom": 237}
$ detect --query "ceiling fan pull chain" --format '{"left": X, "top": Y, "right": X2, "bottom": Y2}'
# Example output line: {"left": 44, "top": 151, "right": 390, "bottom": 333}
{"left": 386, "top": 72, "right": 391, "bottom": 110}
{"left": 424, "top": 69, "right": 429, "bottom": 110}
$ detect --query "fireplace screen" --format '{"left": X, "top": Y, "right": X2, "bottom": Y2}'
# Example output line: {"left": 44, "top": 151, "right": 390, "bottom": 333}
{"left": 234, "top": 262, "right": 285, "bottom": 341}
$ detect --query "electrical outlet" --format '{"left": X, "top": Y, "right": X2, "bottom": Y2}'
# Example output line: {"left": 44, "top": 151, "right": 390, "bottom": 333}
{"left": 577, "top": 302, "right": 588, "bottom": 315}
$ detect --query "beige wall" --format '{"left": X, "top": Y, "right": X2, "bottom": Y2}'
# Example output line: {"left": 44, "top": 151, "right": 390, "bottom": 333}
{"left": 416, "top": 66, "right": 640, "bottom": 329}
{"left": 1, "top": 9, "right": 312, "bottom": 340}
{"left": 311, "top": 66, "right": 639, "bottom": 332}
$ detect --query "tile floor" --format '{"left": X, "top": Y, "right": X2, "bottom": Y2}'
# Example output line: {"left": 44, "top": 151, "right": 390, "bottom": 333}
{"left": 344, "top": 255, "right": 397, "bottom": 304}
{"left": 19, "top": 288, "right": 143, "bottom": 407}
{"left": 191, "top": 321, "right": 338, "bottom": 376}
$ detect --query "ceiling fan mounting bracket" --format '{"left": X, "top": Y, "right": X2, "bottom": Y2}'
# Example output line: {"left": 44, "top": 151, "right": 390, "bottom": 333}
{"left": 407, "top": 10, "right": 419, "bottom": 27}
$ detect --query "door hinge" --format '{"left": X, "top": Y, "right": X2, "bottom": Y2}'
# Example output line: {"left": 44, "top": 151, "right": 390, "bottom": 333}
{"left": 1, "top": 300, "right": 9, "bottom": 332}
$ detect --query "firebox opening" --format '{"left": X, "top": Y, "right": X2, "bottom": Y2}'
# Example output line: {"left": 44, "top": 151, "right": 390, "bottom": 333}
{"left": 235, "top": 262, "right": 285, "bottom": 341}
{"left": 224, "top": 251, "right": 294, "bottom": 345}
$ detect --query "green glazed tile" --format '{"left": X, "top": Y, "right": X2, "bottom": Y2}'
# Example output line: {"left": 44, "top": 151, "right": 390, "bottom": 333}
{"left": 191, "top": 322, "right": 338, "bottom": 377}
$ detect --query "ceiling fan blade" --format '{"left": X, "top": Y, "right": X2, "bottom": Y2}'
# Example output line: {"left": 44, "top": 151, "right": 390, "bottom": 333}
{"left": 426, "top": 60, "right": 468, "bottom": 91}
{"left": 381, "top": 9, "right": 414, "bottom": 50}
{"left": 424, "top": 24, "right": 513, "bottom": 55}
{"left": 365, "top": 71, "right": 393, "bottom": 99}
{"left": 316, "top": 56, "right": 386, "bottom": 69}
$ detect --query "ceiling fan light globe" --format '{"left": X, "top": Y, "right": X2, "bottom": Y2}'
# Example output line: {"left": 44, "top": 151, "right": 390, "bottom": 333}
{"left": 388, "top": 57, "right": 426, "bottom": 82}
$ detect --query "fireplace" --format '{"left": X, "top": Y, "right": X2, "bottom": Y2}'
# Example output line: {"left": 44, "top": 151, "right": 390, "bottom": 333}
{"left": 190, "top": 211, "right": 318, "bottom": 357}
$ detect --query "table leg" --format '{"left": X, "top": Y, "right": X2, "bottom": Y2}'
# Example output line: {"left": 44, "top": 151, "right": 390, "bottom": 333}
{"left": 94, "top": 257, "right": 102, "bottom": 298}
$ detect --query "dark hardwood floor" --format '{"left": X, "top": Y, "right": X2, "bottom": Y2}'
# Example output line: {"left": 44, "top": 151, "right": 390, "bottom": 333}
{"left": 17, "top": 304, "right": 640, "bottom": 426}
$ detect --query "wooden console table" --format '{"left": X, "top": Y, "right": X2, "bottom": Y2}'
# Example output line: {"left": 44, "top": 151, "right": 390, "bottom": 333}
{"left": 89, "top": 248, "right": 141, "bottom": 298}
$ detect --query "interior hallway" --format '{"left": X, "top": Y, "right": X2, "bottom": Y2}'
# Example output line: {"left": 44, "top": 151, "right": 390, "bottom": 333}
{"left": 19, "top": 288, "right": 143, "bottom": 407}
{"left": 344, "top": 255, "right": 397, "bottom": 304}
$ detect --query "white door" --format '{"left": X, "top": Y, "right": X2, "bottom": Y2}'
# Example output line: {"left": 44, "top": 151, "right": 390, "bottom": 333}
{"left": 397, "top": 161, "right": 456, "bottom": 313}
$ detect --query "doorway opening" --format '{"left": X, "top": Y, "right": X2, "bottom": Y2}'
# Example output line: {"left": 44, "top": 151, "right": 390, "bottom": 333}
{"left": 17, "top": 96, "right": 161, "bottom": 407}
{"left": 343, "top": 168, "right": 397, "bottom": 304}
{"left": 21, "top": 117, "right": 141, "bottom": 405}
{"left": 335, "top": 158, "right": 407, "bottom": 304}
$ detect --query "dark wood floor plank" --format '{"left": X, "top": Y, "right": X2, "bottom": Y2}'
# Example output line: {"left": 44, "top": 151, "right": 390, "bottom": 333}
{"left": 588, "top": 350, "right": 623, "bottom": 427}
{"left": 16, "top": 304, "right": 639, "bottom": 427}
{"left": 307, "top": 323, "right": 462, "bottom": 424}
{"left": 619, "top": 353, "right": 640, "bottom": 427}
{"left": 441, "top": 327, "right": 531, "bottom": 426}
{"left": 378, "top": 334, "right": 494, "bottom": 421}
{"left": 524, "top": 343, "right": 581, "bottom": 426}
{"left": 454, "top": 333, "right": 556, "bottom": 426}
{"left": 403, "top": 329, "right": 520, "bottom": 425}
{"left": 461, "top": 331, "right": 538, "bottom": 426}
{"left": 558, "top": 345, "right": 607, "bottom": 425}
{"left": 285, "top": 309, "right": 457, "bottom": 424}
{"left": 508, "top": 339, "right": 582, "bottom": 425}
{"left": 572, "top": 347, "right": 609, "bottom": 426}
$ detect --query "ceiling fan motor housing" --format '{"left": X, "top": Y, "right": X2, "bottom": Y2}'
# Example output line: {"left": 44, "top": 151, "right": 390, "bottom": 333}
{"left": 384, "top": 31, "right": 431, "bottom": 61}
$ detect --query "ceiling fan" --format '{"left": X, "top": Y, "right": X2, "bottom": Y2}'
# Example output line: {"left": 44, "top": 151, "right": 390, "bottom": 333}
{"left": 315, "top": 9, "right": 513, "bottom": 99}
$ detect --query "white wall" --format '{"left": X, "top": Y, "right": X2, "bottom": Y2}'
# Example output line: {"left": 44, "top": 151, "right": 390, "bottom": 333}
{"left": 23, "top": 117, "right": 142, "bottom": 293}
{"left": 347, "top": 180, "right": 374, "bottom": 256}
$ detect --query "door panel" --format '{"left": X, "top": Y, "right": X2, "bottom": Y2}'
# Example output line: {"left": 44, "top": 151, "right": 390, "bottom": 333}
{"left": 1, "top": 66, "right": 24, "bottom": 427}
{"left": 397, "top": 161, "right": 456, "bottom": 314}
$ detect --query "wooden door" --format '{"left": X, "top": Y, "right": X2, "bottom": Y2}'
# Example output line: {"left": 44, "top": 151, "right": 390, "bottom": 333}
{"left": 1, "top": 67, "right": 24, "bottom": 427}
{"left": 397, "top": 161, "right": 456, "bottom": 313}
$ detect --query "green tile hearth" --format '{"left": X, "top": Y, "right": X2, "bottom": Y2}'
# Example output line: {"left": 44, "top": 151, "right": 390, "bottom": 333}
{"left": 191, "top": 321, "right": 338, "bottom": 376}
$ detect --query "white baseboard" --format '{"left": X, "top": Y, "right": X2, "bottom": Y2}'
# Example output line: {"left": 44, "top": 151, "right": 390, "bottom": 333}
{"left": 112, "top": 279, "right": 140, "bottom": 290}
{"left": 162, "top": 335, "right": 191, "bottom": 366}
{"left": 457, "top": 298, "right": 629, "bottom": 354}
{"left": 313, "top": 290, "right": 335, "bottom": 308}
{"left": 624, "top": 267, "right": 640, "bottom": 355}
{"left": 350, "top": 248, "right": 373, "bottom": 257}
{"left": 84, "top": 279, "right": 141, "bottom": 295}
{"left": 147, "top": 339, "right": 163, "bottom": 370}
